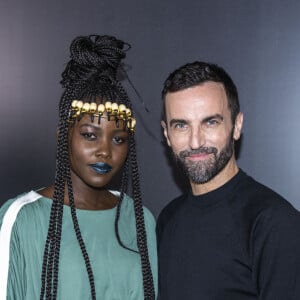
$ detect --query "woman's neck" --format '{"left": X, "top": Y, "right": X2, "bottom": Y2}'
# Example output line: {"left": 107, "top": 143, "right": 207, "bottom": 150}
{"left": 37, "top": 184, "right": 119, "bottom": 211}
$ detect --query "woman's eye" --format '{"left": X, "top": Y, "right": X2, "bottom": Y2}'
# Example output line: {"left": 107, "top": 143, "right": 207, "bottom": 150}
{"left": 80, "top": 132, "right": 96, "bottom": 141}
{"left": 113, "top": 136, "right": 127, "bottom": 144}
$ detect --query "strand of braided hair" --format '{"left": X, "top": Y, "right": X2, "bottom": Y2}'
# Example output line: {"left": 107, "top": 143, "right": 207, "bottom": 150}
{"left": 129, "top": 135, "right": 155, "bottom": 299}
{"left": 40, "top": 83, "right": 88, "bottom": 299}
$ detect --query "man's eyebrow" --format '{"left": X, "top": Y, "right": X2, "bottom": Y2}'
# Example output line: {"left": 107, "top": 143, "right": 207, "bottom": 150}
{"left": 169, "top": 114, "right": 224, "bottom": 127}
{"left": 169, "top": 119, "right": 187, "bottom": 127}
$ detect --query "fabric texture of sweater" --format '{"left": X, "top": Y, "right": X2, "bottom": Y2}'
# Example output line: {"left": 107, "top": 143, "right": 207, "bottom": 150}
{"left": 156, "top": 169, "right": 300, "bottom": 300}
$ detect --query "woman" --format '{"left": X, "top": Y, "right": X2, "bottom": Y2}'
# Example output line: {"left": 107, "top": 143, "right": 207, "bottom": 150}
{"left": 0, "top": 35, "right": 157, "bottom": 300}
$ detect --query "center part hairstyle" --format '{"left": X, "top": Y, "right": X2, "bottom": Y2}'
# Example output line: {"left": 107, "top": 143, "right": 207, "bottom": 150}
{"left": 162, "top": 61, "right": 240, "bottom": 123}
{"left": 40, "top": 35, "right": 155, "bottom": 300}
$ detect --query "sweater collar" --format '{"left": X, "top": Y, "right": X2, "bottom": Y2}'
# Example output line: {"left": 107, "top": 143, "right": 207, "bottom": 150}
{"left": 187, "top": 169, "right": 246, "bottom": 208}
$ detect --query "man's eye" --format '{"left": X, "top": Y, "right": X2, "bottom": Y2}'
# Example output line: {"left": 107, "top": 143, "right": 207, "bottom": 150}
{"left": 206, "top": 119, "right": 220, "bottom": 126}
{"left": 113, "top": 136, "right": 128, "bottom": 144}
{"left": 173, "top": 123, "right": 187, "bottom": 129}
{"left": 81, "top": 132, "right": 96, "bottom": 140}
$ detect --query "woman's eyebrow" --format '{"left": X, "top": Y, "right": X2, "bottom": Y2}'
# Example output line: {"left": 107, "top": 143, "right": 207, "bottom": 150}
{"left": 79, "top": 123, "right": 100, "bottom": 129}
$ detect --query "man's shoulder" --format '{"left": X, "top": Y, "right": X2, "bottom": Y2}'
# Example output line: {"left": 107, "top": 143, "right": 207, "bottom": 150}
{"left": 158, "top": 193, "right": 186, "bottom": 216}
{"left": 231, "top": 170, "right": 300, "bottom": 230}
{"left": 156, "top": 194, "right": 187, "bottom": 229}
{"left": 236, "top": 170, "right": 295, "bottom": 211}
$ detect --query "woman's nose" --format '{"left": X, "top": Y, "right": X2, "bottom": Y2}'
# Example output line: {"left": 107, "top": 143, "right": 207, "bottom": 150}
{"left": 95, "top": 139, "right": 111, "bottom": 158}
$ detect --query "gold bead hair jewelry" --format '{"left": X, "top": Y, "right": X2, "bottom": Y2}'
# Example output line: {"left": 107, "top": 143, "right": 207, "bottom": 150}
{"left": 69, "top": 100, "right": 137, "bottom": 132}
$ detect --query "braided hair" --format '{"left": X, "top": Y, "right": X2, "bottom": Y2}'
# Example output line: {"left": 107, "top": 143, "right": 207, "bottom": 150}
{"left": 40, "top": 35, "right": 155, "bottom": 300}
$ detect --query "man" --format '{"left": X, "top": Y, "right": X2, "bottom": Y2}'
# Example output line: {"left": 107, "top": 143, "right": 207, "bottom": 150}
{"left": 157, "top": 61, "right": 300, "bottom": 299}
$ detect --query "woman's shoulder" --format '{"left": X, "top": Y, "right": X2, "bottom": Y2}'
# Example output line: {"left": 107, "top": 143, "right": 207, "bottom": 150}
{"left": 0, "top": 190, "right": 47, "bottom": 227}
{"left": 1, "top": 190, "right": 38, "bottom": 211}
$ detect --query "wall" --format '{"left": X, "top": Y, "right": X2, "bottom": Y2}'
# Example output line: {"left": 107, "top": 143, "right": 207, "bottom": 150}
{"left": 0, "top": 0, "right": 299, "bottom": 217}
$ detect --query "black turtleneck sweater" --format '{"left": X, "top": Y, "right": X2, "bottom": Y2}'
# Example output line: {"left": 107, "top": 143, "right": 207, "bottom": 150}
{"left": 156, "top": 169, "right": 300, "bottom": 300}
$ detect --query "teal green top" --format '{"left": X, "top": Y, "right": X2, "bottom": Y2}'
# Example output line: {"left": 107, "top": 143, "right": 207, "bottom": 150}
{"left": 0, "top": 191, "right": 157, "bottom": 299}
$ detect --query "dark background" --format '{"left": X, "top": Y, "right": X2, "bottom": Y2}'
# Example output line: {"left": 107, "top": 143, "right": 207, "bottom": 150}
{"left": 0, "top": 0, "right": 299, "bottom": 217}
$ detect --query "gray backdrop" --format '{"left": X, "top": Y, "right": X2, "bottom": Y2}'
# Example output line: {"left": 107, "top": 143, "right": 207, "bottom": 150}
{"left": 0, "top": 0, "right": 299, "bottom": 217}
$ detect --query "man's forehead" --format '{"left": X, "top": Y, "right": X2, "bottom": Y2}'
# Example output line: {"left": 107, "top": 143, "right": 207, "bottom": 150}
{"left": 165, "top": 86, "right": 228, "bottom": 116}
{"left": 166, "top": 81, "right": 227, "bottom": 101}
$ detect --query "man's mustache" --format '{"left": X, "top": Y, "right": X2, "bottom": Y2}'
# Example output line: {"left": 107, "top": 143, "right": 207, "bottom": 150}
{"left": 179, "top": 147, "right": 218, "bottom": 159}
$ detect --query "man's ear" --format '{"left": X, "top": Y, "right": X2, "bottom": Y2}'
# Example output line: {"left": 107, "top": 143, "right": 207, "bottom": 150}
{"left": 161, "top": 120, "right": 171, "bottom": 147}
{"left": 233, "top": 112, "right": 243, "bottom": 141}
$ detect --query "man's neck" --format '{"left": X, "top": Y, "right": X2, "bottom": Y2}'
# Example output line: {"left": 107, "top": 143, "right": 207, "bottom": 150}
{"left": 190, "top": 158, "right": 239, "bottom": 196}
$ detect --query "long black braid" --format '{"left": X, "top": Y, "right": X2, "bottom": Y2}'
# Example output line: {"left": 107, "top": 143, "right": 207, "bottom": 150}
{"left": 40, "top": 35, "right": 155, "bottom": 300}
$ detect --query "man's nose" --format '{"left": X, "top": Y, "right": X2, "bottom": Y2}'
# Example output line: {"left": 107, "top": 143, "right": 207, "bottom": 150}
{"left": 189, "top": 125, "right": 206, "bottom": 150}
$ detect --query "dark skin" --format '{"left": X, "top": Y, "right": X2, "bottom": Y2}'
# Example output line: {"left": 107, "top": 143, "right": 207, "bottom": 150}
{"left": 39, "top": 184, "right": 118, "bottom": 210}
{"left": 39, "top": 113, "right": 129, "bottom": 210}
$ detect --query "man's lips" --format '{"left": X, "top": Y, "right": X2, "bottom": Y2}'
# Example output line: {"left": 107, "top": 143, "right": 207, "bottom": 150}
{"left": 89, "top": 162, "right": 112, "bottom": 174}
{"left": 187, "top": 153, "right": 212, "bottom": 161}
{"left": 179, "top": 147, "right": 218, "bottom": 161}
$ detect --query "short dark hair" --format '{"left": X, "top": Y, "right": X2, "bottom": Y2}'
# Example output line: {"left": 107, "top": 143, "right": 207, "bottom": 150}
{"left": 162, "top": 61, "right": 240, "bottom": 123}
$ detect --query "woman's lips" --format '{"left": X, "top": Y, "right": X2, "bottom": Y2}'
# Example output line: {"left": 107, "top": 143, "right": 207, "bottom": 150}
{"left": 89, "top": 162, "right": 112, "bottom": 174}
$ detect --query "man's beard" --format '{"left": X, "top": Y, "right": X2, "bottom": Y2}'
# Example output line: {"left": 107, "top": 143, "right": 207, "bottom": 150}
{"left": 174, "top": 131, "right": 234, "bottom": 184}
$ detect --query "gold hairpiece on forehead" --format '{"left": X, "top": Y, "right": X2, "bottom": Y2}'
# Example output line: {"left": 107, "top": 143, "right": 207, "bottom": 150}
{"left": 69, "top": 100, "right": 136, "bottom": 132}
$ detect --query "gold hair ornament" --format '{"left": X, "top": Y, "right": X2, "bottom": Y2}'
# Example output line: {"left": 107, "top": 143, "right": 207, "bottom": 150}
{"left": 69, "top": 100, "right": 136, "bottom": 132}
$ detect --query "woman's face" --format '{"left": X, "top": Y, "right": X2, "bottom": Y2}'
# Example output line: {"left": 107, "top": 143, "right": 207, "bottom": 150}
{"left": 69, "top": 113, "right": 129, "bottom": 189}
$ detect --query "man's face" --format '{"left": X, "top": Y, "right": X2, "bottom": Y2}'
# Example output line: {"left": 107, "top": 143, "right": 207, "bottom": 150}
{"left": 162, "top": 81, "right": 243, "bottom": 185}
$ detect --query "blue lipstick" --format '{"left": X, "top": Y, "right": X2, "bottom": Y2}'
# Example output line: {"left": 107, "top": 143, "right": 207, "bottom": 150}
{"left": 90, "top": 162, "right": 112, "bottom": 174}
